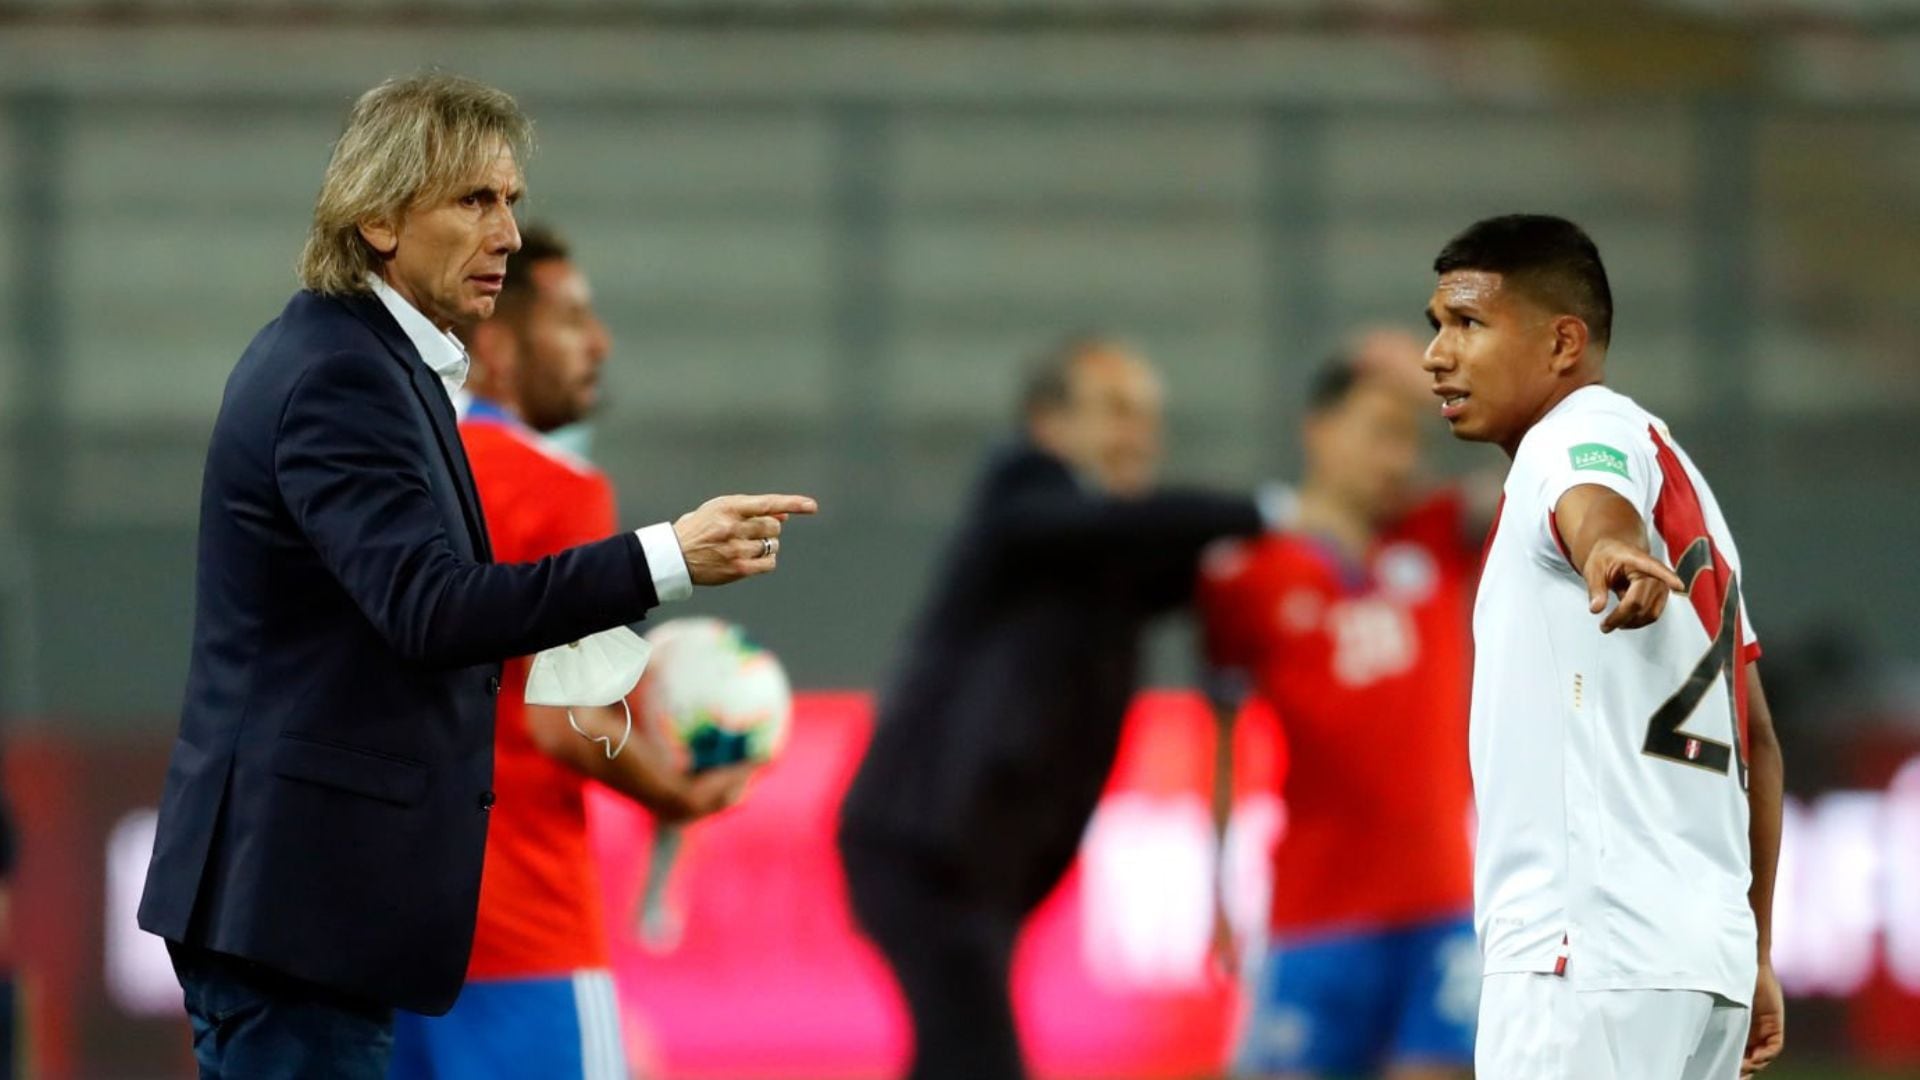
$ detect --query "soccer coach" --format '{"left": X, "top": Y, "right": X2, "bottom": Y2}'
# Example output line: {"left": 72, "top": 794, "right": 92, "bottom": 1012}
{"left": 138, "top": 73, "right": 814, "bottom": 1076}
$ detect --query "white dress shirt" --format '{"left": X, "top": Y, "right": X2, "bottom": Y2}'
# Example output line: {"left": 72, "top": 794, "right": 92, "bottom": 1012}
{"left": 366, "top": 276, "right": 692, "bottom": 603}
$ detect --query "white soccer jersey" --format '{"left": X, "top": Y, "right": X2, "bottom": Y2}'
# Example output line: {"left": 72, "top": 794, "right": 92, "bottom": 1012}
{"left": 1472, "top": 385, "right": 1760, "bottom": 1006}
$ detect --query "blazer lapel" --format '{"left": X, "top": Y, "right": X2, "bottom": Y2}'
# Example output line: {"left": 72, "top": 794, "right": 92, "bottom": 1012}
{"left": 407, "top": 363, "right": 494, "bottom": 563}
{"left": 338, "top": 292, "right": 494, "bottom": 563}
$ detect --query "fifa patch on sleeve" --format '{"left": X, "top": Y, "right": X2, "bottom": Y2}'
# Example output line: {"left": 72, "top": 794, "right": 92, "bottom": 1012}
{"left": 1568, "top": 443, "right": 1630, "bottom": 479}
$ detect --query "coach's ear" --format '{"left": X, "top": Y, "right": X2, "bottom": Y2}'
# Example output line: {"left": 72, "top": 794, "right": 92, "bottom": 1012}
{"left": 357, "top": 216, "right": 399, "bottom": 258}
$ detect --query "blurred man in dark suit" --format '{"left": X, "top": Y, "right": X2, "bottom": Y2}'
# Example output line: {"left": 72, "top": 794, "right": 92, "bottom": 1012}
{"left": 137, "top": 73, "right": 813, "bottom": 1078}
{"left": 838, "top": 337, "right": 1275, "bottom": 1080}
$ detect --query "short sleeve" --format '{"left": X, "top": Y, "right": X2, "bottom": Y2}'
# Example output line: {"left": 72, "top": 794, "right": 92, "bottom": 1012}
{"left": 1739, "top": 596, "right": 1761, "bottom": 661}
{"left": 1198, "top": 538, "right": 1267, "bottom": 673}
{"left": 1517, "top": 411, "right": 1658, "bottom": 570}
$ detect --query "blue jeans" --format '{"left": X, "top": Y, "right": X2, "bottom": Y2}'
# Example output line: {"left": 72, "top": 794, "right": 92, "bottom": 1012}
{"left": 168, "top": 941, "right": 395, "bottom": 1080}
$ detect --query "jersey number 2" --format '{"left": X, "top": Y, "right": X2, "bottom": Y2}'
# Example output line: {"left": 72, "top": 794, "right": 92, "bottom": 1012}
{"left": 1641, "top": 537, "right": 1747, "bottom": 787}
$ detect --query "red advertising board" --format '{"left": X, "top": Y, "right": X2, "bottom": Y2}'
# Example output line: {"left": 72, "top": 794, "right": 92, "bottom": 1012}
{"left": 10, "top": 691, "right": 1920, "bottom": 1076}
{"left": 586, "top": 690, "right": 1275, "bottom": 1079}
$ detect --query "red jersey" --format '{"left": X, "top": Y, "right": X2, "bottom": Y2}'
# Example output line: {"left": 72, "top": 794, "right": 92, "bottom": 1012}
{"left": 460, "top": 400, "right": 619, "bottom": 978}
{"left": 1200, "top": 493, "right": 1476, "bottom": 936}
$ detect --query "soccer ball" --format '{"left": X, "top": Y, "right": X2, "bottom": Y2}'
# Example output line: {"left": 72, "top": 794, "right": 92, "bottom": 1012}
{"left": 636, "top": 618, "right": 792, "bottom": 772}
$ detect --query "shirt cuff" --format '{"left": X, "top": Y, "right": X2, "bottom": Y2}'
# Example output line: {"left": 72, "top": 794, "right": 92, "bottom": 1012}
{"left": 1255, "top": 483, "right": 1297, "bottom": 531}
{"left": 635, "top": 523, "right": 693, "bottom": 603}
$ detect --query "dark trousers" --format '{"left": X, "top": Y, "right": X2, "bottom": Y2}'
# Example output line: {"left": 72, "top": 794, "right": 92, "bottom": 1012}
{"left": 842, "top": 840, "right": 1028, "bottom": 1080}
{"left": 167, "top": 941, "right": 394, "bottom": 1080}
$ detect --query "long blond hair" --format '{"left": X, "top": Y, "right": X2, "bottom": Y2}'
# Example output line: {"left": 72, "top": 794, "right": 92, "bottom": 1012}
{"left": 298, "top": 72, "right": 533, "bottom": 295}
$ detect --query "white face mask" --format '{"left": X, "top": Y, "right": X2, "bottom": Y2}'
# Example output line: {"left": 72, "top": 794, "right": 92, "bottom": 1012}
{"left": 524, "top": 626, "right": 653, "bottom": 759}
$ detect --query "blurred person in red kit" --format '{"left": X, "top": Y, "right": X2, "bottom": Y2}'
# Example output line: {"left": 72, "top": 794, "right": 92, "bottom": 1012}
{"left": 389, "top": 226, "right": 756, "bottom": 1080}
{"left": 1201, "top": 331, "right": 1483, "bottom": 1080}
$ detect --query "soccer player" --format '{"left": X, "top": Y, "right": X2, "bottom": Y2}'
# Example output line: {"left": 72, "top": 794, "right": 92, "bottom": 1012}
{"left": 1201, "top": 340, "right": 1479, "bottom": 1080}
{"left": 389, "top": 227, "right": 753, "bottom": 1080}
{"left": 1420, "top": 215, "right": 1785, "bottom": 1078}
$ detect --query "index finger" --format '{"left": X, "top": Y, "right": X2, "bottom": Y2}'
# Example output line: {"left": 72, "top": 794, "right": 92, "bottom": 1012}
{"left": 729, "top": 494, "right": 818, "bottom": 517}
{"left": 1624, "top": 549, "right": 1686, "bottom": 594}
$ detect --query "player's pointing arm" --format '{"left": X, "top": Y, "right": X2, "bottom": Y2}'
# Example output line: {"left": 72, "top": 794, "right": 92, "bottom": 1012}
{"left": 1553, "top": 483, "right": 1686, "bottom": 633}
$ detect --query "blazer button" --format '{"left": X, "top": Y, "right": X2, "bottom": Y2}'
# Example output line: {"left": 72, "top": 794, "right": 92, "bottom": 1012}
{"left": 479, "top": 790, "right": 496, "bottom": 811}
{"left": 487, "top": 675, "right": 502, "bottom": 697}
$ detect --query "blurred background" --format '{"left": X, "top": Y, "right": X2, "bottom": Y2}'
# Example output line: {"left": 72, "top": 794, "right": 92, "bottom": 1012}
{"left": 1, "top": 0, "right": 1918, "bottom": 1077}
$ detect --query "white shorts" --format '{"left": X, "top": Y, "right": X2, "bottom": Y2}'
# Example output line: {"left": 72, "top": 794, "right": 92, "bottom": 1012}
{"left": 1476, "top": 973, "right": 1749, "bottom": 1080}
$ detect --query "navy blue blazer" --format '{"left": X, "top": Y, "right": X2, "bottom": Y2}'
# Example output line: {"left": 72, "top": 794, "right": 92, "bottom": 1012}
{"left": 138, "top": 289, "right": 663, "bottom": 1015}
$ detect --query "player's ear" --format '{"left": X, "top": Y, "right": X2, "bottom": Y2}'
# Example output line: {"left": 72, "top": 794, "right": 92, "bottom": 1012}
{"left": 1300, "top": 409, "right": 1334, "bottom": 459}
{"left": 1548, "top": 315, "right": 1589, "bottom": 374}
{"left": 462, "top": 318, "right": 519, "bottom": 398}
{"left": 1028, "top": 406, "right": 1063, "bottom": 453}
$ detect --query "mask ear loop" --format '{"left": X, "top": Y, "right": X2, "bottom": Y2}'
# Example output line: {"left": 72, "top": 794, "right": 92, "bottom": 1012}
{"left": 566, "top": 698, "right": 633, "bottom": 760}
